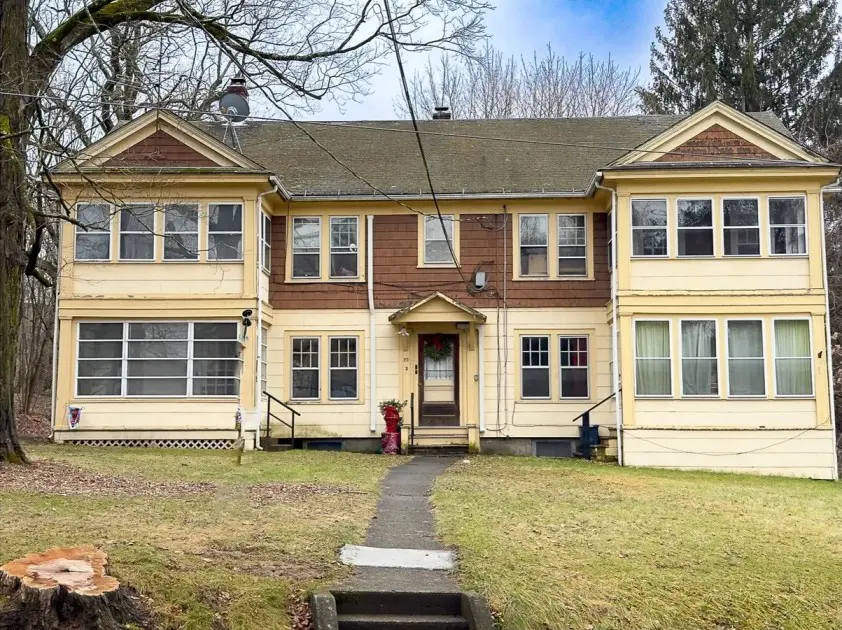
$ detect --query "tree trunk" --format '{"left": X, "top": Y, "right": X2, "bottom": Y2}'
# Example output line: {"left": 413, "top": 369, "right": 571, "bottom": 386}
{"left": 0, "top": 546, "right": 149, "bottom": 629}
{"left": 0, "top": 0, "right": 32, "bottom": 463}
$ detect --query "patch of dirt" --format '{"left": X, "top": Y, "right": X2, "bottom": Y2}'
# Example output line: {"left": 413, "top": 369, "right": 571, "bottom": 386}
{"left": 14, "top": 394, "right": 51, "bottom": 441}
{"left": 289, "top": 592, "right": 314, "bottom": 630}
{"left": 197, "top": 544, "right": 333, "bottom": 581}
{"left": 0, "top": 460, "right": 216, "bottom": 498}
{"left": 247, "top": 482, "right": 368, "bottom": 506}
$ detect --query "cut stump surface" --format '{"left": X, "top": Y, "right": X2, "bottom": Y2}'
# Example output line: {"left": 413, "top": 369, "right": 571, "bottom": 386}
{"left": 0, "top": 545, "right": 148, "bottom": 630}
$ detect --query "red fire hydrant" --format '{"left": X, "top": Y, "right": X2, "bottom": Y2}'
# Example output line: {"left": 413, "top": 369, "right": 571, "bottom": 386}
{"left": 381, "top": 404, "right": 401, "bottom": 454}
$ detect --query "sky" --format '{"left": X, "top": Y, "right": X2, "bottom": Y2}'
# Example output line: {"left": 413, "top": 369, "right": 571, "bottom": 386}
{"left": 308, "top": 0, "right": 667, "bottom": 120}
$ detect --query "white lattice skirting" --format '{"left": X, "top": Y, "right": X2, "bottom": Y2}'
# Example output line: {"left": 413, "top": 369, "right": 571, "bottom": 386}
{"left": 63, "top": 438, "right": 236, "bottom": 450}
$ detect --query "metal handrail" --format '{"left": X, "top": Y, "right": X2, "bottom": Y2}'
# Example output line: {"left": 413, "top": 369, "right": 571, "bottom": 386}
{"left": 570, "top": 389, "right": 619, "bottom": 424}
{"left": 571, "top": 388, "right": 621, "bottom": 461}
{"left": 409, "top": 392, "right": 415, "bottom": 451}
{"left": 263, "top": 391, "right": 300, "bottom": 447}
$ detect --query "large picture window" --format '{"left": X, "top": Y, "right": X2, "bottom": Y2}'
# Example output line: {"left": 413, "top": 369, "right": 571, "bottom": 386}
{"left": 774, "top": 319, "right": 813, "bottom": 396}
{"left": 723, "top": 198, "right": 760, "bottom": 256}
{"left": 631, "top": 199, "right": 667, "bottom": 257}
{"left": 75, "top": 203, "right": 112, "bottom": 261}
{"left": 330, "top": 217, "right": 359, "bottom": 277}
{"left": 519, "top": 215, "right": 549, "bottom": 276}
{"left": 119, "top": 203, "right": 155, "bottom": 261}
{"left": 727, "top": 320, "right": 765, "bottom": 396}
{"left": 681, "top": 320, "right": 718, "bottom": 396}
{"left": 76, "top": 321, "right": 240, "bottom": 397}
{"left": 208, "top": 203, "right": 243, "bottom": 260}
{"left": 677, "top": 199, "right": 713, "bottom": 256}
{"left": 769, "top": 197, "right": 807, "bottom": 255}
{"left": 634, "top": 321, "right": 671, "bottom": 396}
{"left": 424, "top": 215, "right": 455, "bottom": 264}
{"left": 559, "top": 336, "right": 588, "bottom": 399}
{"left": 329, "top": 336, "right": 358, "bottom": 399}
{"left": 163, "top": 204, "right": 199, "bottom": 261}
{"left": 291, "top": 337, "right": 320, "bottom": 399}
{"left": 557, "top": 215, "right": 587, "bottom": 276}
{"left": 521, "top": 336, "right": 550, "bottom": 399}
{"left": 291, "top": 217, "right": 321, "bottom": 278}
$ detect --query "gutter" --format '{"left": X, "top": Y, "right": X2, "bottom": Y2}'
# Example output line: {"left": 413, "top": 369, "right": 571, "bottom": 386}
{"left": 594, "top": 172, "right": 623, "bottom": 466}
{"left": 820, "top": 179, "right": 840, "bottom": 480}
{"left": 367, "top": 215, "right": 377, "bottom": 433}
{"left": 291, "top": 191, "right": 590, "bottom": 202}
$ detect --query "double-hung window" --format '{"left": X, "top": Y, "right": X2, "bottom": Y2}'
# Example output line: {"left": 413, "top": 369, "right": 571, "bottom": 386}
{"left": 680, "top": 320, "right": 718, "bottom": 396}
{"left": 119, "top": 203, "right": 155, "bottom": 261}
{"left": 76, "top": 321, "right": 239, "bottom": 397}
{"left": 631, "top": 199, "right": 667, "bottom": 257}
{"left": 723, "top": 198, "right": 760, "bottom": 256}
{"left": 557, "top": 215, "right": 587, "bottom": 276}
{"left": 521, "top": 336, "right": 550, "bottom": 399}
{"left": 292, "top": 217, "right": 321, "bottom": 278}
{"left": 291, "top": 337, "right": 320, "bottom": 399}
{"left": 75, "top": 203, "right": 112, "bottom": 261}
{"left": 559, "top": 336, "right": 588, "bottom": 398}
{"left": 163, "top": 204, "right": 199, "bottom": 261}
{"left": 519, "top": 215, "right": 549, "bottom": 276}
{"left": 677, "top": 199, "right": 713, "bottom": 256}
{"left": 634, "top": 321, "right": 671, "bottom": 396}
{"left": 769, "top": 197, "right": 807, "bottom": 255}
{"left": 208, "top": 203, "right": 243, "bottom": 260}
{"left": 261, "top": 213, "right": 272, "bottom": 273}
{"left": 260, "top": 325, "right": 269, "bottom": 395}
{"left": 727, "top": 320, "right": 765, "bottom": 396}
{"left": 329, "top": 336, "right": 358, "bottom": 399}
{"left": 774, "top": 319, "right": 813, "bottom": 396}
{"left": 330, "top": 217, "right": 359, "bottom": 277}
{"left": 424, "top": 215, "right": 455, "bottom": 265}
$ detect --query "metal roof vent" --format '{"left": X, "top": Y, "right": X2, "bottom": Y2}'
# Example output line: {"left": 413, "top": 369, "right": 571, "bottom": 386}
{"left": 432, "top": 106, "right": 452, "bottom": 120}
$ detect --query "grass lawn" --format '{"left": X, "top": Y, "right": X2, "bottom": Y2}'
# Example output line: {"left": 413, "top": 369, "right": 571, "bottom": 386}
{"left": 0, "top": 445, "right": 398, "bottom": 630}
{"left": 434, "top": 457, "right": 842, "bottom": 630}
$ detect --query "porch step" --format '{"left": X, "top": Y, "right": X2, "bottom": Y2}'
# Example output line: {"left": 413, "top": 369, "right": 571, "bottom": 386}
{"left": 337, "top": 614, "right": 468, "bottom": 629}
{"left": 333, "top": 591, "right": 461, "bottom": 616}
{"left": 410, "top": 446, "right": 469, "bottom": 456}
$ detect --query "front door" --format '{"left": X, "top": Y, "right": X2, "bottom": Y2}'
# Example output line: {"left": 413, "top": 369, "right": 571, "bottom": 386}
{"left": 418, "top": 334, "right": 460, "bottom": 426}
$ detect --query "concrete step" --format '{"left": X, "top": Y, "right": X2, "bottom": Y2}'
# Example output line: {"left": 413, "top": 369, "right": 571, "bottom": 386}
{"left": 337, "top": 614, "right": 468, "bottom": 630}
{"left": 410, "top": 446, "right": 469, "bottom": 456}
{"left": 333, "top": 591, "right": 461, "bottom": 616}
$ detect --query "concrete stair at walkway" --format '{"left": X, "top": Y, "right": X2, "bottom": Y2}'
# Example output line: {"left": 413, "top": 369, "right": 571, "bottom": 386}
{"left": 409, "top": 426, "right": 470, "bottom": 454}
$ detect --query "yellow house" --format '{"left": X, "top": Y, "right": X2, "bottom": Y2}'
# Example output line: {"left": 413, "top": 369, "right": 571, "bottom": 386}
{"left": 49, "top": 96, "right": 839, "bottom": 478}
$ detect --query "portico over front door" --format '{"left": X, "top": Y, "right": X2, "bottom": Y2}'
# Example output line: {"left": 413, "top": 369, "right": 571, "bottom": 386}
{"left": 418, "top": 334, "right": 460, "bottom": 426}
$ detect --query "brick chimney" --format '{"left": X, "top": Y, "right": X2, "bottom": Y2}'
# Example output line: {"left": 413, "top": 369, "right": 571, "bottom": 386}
{"left": 432, "top": 106, "right": 452, "bottom": 120}
{"left": 226, "top": 74, "right": 248, "bottom": 101}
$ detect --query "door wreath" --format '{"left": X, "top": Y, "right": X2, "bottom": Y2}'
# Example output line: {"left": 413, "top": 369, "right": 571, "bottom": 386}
{"left": 423, "top": 335, "right": 453, "bottom": 361}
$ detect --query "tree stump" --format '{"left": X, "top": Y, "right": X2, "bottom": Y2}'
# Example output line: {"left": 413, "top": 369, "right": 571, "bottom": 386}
{"left": 0, "top": 545, "right": 148, "bottom": 630}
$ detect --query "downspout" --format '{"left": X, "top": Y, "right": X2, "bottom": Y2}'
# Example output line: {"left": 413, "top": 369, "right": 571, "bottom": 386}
{"left": 820, "top": 179, "right": 840, "bottom": 480}
{"left": 50, "top": 212, "right": 62, "bottom": 441}
{"left": 595, "top": 173, "right": 623, "bottom": 466}
{"left": 478, "top": 323, "right": 485, "bottom": 433}
{"left": 367, "top": 215, "right": 377, "bottom": 433}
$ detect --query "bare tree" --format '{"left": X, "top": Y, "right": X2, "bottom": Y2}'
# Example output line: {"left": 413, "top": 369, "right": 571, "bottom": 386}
{"left": 397, "top": 44, "right": 642, "bottom": 119}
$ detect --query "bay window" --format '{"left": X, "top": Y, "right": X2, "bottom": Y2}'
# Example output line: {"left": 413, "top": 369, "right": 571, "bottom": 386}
{"left": 559, "top": 336, "right": 588, "bottom": 399}
{"left": 76, "top": 321, "right": 240, "bottom": 397}
{"left": 292, "top": 217, "right": 321, "bottom": 278}
{"left": 634, "top": 320, "right": 671, "bottom": 396}
{"left": 519, "top": 215, "right": 549, "bottom": 276}
{"left": 521, "top": 336, "right": 550, "bottom": 399}
{"left": 119, "top": 203, "right": 155, "bottom": 261}
{"left": 723, "top": 198, "right": 760, "bottom": 256}
{"left": 681, "top": 320, "right": 718, "bottom": 396}
{"left": 75, "top": 203, "right": 112, "bottom": 261}
{"left": 631, "top": 199, "right": 667, "bottom": 257}
{"left": 769, "top": 197, "right": 807, "bottom": 255}
{"left": 329, "top": 336, "right": 358, "bottom": 399}
{"left": 557, "top": 215, "right": 587, "bottom": 276}
{"left": 677, "top": 199, "right": 713, "bottom": 256}
{"left": 774, "top": 319, "right": 813, "bottom": 396}
{"left": 291, "top": 337, "right": 320, "bottom": 399}
{"left": 208, "top": 203, "right": 243, "bottom": 260}
{"left": 330, "top": 217, "right": 359, "bottom": 277}
{"left": 163, "top": 204, "right": 199, "bottom": 261}
{"left": 727, "top": 320, "right": 765, "bottom": 396}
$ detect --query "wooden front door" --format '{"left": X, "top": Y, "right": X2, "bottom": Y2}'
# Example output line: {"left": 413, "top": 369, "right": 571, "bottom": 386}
{"left": 418, "top": 334, "right": 460, "bottom": 426}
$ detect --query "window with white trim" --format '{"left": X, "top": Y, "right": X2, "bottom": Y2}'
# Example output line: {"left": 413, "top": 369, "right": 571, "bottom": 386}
{"left": 75, "top": 203, "right": 112, "bottom": 261}
{"left": 519, "top": 215, "right": 548, "bottom": 276}
{"left": 559, "top": 336, "right": 588, "bottom": 399}
{"left": 557, "top": 215, "right": 587, "bottom": 276}
{"left": 119, "top": 203, "right": 155, "bottom": 261}
{"left": 329, "top": 336, "right": 358, "bottom": 399}
{"left": 774, "top": 319, "right": 813, "bottom": 396}
{"left": 163, "top": 204, "right": 199, "bottom": 261}
{"left": 677, "top": 199, "right": 713, "bottom": 256}
{"left": 424, "top": 215, "right": 455, "bottom": 264}
{"left": 260, "top": 325, "right": 269, "bottom": 395}
{"left": 521, "top": 336, "right": 550, "bottom": 399}
{"left": 769, "top": 197, "right": 807, "bottom": 255}
{"left": 634, "top": 321, "right": 671, "bottom": 396}
{"left": 208, "top": 203, "right": 243, "bottom": 260}
{"left": 727, "top": 320, "right": 765, "bottom": 396}
{"left": 291, "top": 337, "right": 320, "bottom": 399}
{"left": 607, "top": 210, "right": 613, "bottom": 271}
{"left": 291, "top": 217, "right": 321, "bottom": 278}
{"left": 631, "top": 199, "right": 667, "bottom": 257}
{"left": 680, "top": 320, "right": 718, "bottom": 396}
{"left": 723, "top": 198, "right": 760, "bottom": 256}
{"left": 261, "top": 213, "right": 272, "bottom": 273}
{"left": 76, "top": 321, "right": 239, "bottom": 397}
{"left": 330, "top": 217, "right": 359, "bottom": 277}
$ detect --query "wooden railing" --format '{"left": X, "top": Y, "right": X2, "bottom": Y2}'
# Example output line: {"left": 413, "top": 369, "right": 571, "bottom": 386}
{"left": 263, "top": 391, "right": 301, "bottom": 448}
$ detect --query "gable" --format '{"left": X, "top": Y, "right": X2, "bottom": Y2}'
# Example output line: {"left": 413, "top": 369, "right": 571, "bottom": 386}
{"left": 654, "top": 124, "right": 776, "bottom": 162}
{"left": 389, "top": 292, "right": 486, "bottom": 324}
{"left": 103, "top": 129, "right": 218, "bottom": 167}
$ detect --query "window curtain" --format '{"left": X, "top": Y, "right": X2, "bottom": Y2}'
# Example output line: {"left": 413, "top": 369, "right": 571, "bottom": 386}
{"left": 727, "top": 321, "right": 765, "bottom": 395}
{"left": 635, "top": 322, "right": 671, "bottom": 395}
{"left": 775, "top": 320, "right": 812, "bottom": 395}
{"left": 682, "top": 321, "right": 717, "bottom": 395}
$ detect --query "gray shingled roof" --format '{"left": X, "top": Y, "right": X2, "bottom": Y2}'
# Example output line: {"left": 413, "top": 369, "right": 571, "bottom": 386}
{"left": 195, "top": 112, "right": 789, "bottom": 196}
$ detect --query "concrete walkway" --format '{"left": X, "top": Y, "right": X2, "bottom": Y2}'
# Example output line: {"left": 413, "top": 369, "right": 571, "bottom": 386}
{"left": 340, "top": 456, "right": 459, "bottom": 593}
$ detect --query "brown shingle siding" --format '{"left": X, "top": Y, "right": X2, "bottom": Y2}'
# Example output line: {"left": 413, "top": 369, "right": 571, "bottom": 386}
{"left": 104, "top": 130, "right": 218, "bottom": 167}
{"left": 655, "top": 124, "right": 776, "bottom": 162}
